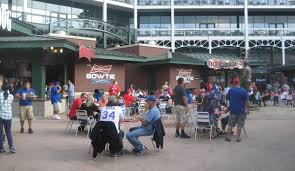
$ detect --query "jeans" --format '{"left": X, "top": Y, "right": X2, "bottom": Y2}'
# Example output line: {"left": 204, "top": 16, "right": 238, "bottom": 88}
{"left": 0, "top": 118, "right": 14, "bottom": 150}
{"left": 126, "top": 127, "right": 153, "bottom": 151}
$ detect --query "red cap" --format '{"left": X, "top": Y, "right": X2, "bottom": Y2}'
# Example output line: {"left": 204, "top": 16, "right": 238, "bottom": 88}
{"left": 233, "top": 78, "right": 240, "bottom": 85}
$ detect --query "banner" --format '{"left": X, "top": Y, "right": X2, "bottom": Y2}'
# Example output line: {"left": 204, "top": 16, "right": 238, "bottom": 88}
{"left": 79, "top": 43, "right": 95, "bottom": 62}
{"left": 207, "top": 59, "right": 244, "bottom": 70}
{"left": 86, "top": 64, "right": 115, "bottom": 84}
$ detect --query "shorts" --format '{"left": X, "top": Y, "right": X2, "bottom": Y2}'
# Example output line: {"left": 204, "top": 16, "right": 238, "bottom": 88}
{"left": 53, "top": 102, "right": 61, "bottom": 114}
{"left": 20, "top": 106, "right": 34, "bottom": 121}
{"left": 228, "top": 114, "right": 246, "bottom": 129}
{"left": 172, "top": 105, "right": 187, "bottom": 124}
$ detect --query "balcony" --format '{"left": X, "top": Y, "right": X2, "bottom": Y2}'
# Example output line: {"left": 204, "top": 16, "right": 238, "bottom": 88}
{"left": 174, "top": 0, "right": 244, "bottom": 5}
{"left": 138, "top": 0, "right": 171, "bottom": 6}
{"left": 174, "top": 28, "right": 244, "bottom": 37}
{"left": 138, "top": 28, "right": 171, "bottom": 36}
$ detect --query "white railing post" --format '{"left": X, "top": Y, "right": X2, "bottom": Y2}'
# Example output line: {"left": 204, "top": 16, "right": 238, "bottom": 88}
{"left": 209, "top": 37, "right": 212, "bottom": 54}
{"left": 244, "top": 0, "right": 249, "bottom": 59}
{"left": 282, "top": 37, "right": 286, "bottom": 65}
{"left": 134, "top": 0, "right": 138, "bottom": 43}
{"left": 171, "top": 0, "right": 175, "bottom": 52}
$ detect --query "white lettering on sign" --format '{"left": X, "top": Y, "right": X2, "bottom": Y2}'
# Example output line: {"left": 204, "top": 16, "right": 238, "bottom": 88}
{"left": 176, "top": 69, "right": 194, "bottom": 83}
{"left": 86, "top": 64, "right": 116, "bottom": 84}
{"left": 0, "top": 7, "right": 12, "bottom": 31}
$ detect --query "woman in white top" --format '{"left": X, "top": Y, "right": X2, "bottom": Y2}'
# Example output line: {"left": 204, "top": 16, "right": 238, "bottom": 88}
{"left": 0, "top": 84, "right": 16, "bottom": 154}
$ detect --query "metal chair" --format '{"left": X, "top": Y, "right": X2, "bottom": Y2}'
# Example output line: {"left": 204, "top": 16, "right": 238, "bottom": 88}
{"left": 75, "top": 110, "right": 95, "bottom": 137}
{"left": 194, "top": 112, "right": 213, "bottom": 142}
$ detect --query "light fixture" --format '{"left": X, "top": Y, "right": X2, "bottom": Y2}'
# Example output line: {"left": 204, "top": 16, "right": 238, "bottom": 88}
{"left": 60, "top": 49, "right": 63, "bottom": 53}
{"left": 53, "top": 49, "right": 58, "bottom": 53}
{"left": 50, "top": 47, "right": 54, "bottom": 50}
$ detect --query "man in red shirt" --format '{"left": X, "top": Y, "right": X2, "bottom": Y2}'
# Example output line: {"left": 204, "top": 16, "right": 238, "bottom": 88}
{"left": 68, "top": 93, "right": 87, "bottom": 120}
{"left": 109, "top": 81, "right": 121, "bottom": 97}
{"left": 124, "top": 90, "right": 135, "bottom": 107}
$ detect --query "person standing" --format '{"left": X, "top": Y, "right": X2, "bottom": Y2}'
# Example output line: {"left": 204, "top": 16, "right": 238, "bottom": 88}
{"left": 15, "top": 81, "right": 36, "bottom": 134}
{"left": 0, "top": 84, "right": 16, "bottom": 154}
{"left": 172, "top": 78, "right": 190, "bottom": 138}
{"left": 225, "top": 78, "right": 250, "bottom": 142}
{"left": 67, "top": 80, "right": 75, "bottom": 109}
{"left": 109, "top": 81, "right": 121, "bottom": 97}
{"left": 51, "top": 82, "right": 62, "bottom": 120}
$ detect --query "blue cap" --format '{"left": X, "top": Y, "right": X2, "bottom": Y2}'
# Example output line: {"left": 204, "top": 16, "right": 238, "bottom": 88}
{"left": 146, "top": 95, "right": 157, "bottom": 102}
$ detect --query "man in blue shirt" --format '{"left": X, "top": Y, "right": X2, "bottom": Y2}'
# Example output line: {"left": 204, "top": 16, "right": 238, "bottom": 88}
{"left": 51, "top": 82, "right": 62, "bottom": 120}
{"left": 126, "top": 95, "right": 161, "bottom": 156}
{"left": 225, "top": 78, "right": 250, "bottom": 142}
{"left": 15, "top": 81, "right": 36, "bottom": 134}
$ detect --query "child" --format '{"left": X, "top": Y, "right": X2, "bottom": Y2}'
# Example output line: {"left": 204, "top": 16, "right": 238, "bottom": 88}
{"left": 273, "top": 90, "right": 279, "bottom": 106}
{"left": 255, "top": 91, "right": 262, "bottom": 106}
{"left": 0, "top": 84, "right": 16, "bottom": 154}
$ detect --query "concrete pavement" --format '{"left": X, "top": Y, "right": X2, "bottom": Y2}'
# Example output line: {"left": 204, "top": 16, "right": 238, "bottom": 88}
{"left": 0, "top": 106, "right": 295, "bottom": 171}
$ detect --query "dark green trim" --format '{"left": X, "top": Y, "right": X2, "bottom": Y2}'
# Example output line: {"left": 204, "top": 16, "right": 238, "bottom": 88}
{"left": 268, "top": 64, "right": 295, "bottom": 72}
{"left": 96, "top": 49, "right": 145, "bottom": 62}
{"left": 11, "top": 18, "right": 36, "bottom": 35}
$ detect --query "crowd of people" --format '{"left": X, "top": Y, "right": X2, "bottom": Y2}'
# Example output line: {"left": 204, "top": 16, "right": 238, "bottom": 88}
{"left": 0, "top": 74, "right": 294, "bottom": 157}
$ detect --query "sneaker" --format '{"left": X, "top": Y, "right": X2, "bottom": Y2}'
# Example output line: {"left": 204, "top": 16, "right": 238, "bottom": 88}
{"left": 9, "top": 147, "right": 16, "bottom": 153}
{"left": 236, "top": 138, "right": 242, "bottom": 142}
{"left": 135, "top": 146, "right": 148, "bottom": 156}
{"left": 175, "top": 132, "right": 180, "bottom": 138}
{"left": 0, "top": 149, "right": 5, "bottom": 154}
{"left": 20, "top": 128, "right": 24, "bottom": 133}
{"left": 53, "top": 115, "right": 61, "bottom": 120}
{"left": 225, "top": 136, "right": 231, "bottom": 142}
{"left": 180, "top": 133, "right": 191, "bottom": 139}
{"left": 28, "top": 128, "right": 33, "bottom": 134}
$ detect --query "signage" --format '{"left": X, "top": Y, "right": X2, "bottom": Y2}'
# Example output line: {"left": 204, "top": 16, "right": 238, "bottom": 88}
{"left": 176, "top": 69, "right": 194, "bottom": 83}
{"left": 207, "top": 59, "right": 244, "bottom": 70}
{"left": 0, "top": 7, "right": 12, "bottom": 31}
{"left": 79, "top": 45, "right": 95, "bottom": 62}
{"left": 86, "top": 64, "right": 115, "bottom": 84}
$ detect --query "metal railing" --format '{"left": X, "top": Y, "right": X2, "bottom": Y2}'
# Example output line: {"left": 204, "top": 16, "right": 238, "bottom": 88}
{"left": 110, "top": 0, "right": 134, "bottom": 5}
{"left": 50, "top": 18, "right": 130, "bottom": 43}
{"left": 248, "top": 0, "right": 295, "bottom": 5}
{"left": 249, "top": 28, "right": 295, "bottom": 36}
{"left": 174, "top": 0, "right": 244, "bottom": 5}
{"left": 138, "top": 0, "right": 171, "bottom": 6}
{"left": 138, "top": 28, "right": 171, "bottom": 36}
{"left": 174, "top": 28, "right": 244, "bottom": 36}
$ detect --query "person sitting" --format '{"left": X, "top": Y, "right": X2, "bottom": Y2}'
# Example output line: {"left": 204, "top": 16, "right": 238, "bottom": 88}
{"left": 126, "top": 95, "right": 161, "bottom": 156}
{"left": 80, "top": 95, "right": 100, "bottom": 120}
{"left": 165, "top": 99, "right": 174, "bottom": 114}
{"left": 68, "top": 93, "right": 88, "bottom": 132}
{"left": 99, "top": 95, "right": 108, "bottom": 108}
{"left": 94, "top": 89, "right": 103, "bottom": 101}
{"left": 159, "top": 90, "right": 171, "bottom": 102}
{"left": 262, "top": 90, "right": 271, "bottom": 106}
{"left": 68, "top": 93, "right": 87, "bottom": 120}
{"left": 90, "top": 96, "right": 125, "bottom": 158}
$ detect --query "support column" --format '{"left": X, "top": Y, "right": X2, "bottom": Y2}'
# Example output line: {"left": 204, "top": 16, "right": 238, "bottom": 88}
{"left": 32, "top": 61, "right": 46, "bottom": 98}
{"left": 22, "top": 0, "right": 27, "bottom": 21}
{"left": 244, "top": 0, "right": 249, "bottom": 59}
{"left": 282, "top": 38, "right": 286, "bottom": 65}
{"left": 209, "top": 38, "right": 212, "bottom": 54}
{"left": 64, "top": 64, "right": 68, "bottom": 84}
{"left": 171, "top": 0, "right": 175, "bottom": 52}
{"left": 103, "top": 0, "right": 108, "bottom": 48}
{"left": 134, "top": 0, "right": 138, "bottom": 43}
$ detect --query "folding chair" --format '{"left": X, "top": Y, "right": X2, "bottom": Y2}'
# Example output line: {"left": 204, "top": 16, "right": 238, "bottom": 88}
{"left": 194, "top": 112, "right": 213, "bottom": 142}
{"left": 75, "top": 110, "right": 95, "bottom": 137}
{"left": 138, "top": 100, "right": 146, "bottom": 115}
{"left": 65, "top": 115, "right": 76, "bottom": 134}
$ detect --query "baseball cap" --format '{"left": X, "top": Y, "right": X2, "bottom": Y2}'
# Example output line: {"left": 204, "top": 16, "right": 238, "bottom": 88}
{"left": 145, "top": 95, "right": 157, "bottom": 102}
{"left": 233, "top": 78, "right": 240, "bottom": 85}
{"left": 108, "top": 96, "right": 117, "bottom": 103}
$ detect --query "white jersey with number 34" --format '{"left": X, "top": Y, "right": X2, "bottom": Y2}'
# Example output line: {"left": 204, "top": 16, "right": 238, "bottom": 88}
{"left": 100, "top": 106, "right": 124, "bottom": 133}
